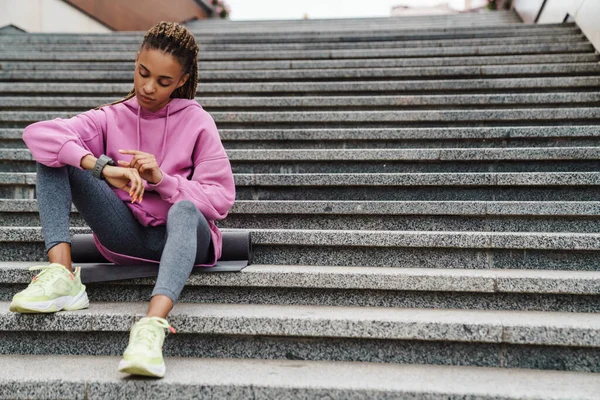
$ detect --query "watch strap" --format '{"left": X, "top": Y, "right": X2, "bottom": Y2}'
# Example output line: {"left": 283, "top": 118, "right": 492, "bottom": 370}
{"left": 93, "top": 155, "right": 116, "bottom": 180}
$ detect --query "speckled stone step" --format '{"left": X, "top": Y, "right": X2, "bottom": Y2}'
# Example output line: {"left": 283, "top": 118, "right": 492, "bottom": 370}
{"left": 2, "top": 171, "right": 600, "bottom": 201}
{"left": 219, "top": 126, "right": 600, "bottom": 149}
{"left": 5, "top": 92, "right": 600, "bottom": 112}
{"left": 2, "top": 126, "right": 600, "bottom": 150}
{"left": 0, "top": 34, "right": 586, "bottom": 53}
{"left": 2, "top": 42, "right": 594, "bottom": 62}
{"left": 3, "top": 53, "right": 597, "bottom": 71}
{"left": 1, "top": 301, "right": 600, "bottom": 371}
{"left": 219, "top": 200, "right": 600, "bottom": 233}
{"left": 3, "top": 197, "right": 600, "bottom": 233}
{"left": 4, "top": 63, "right": 600, "bottom": 83}
{"left": 2, "top": 77, "right": 599, "bottom": 98}
{"left": 4, "top": 108, "right": 600, "bottom": 130}
{"left": 0, "top": 25, "right": 581, "bottom": 47}
{"left": 3, "top": 355, "right": 598, "bottom": 400}
{"left": 3, "top": 226, "right": 600, "bottom": 270}
{"left": 3, "top": 262, "right": 600, "bottom": 312}
{"left": 4, "top": 198, "right": 600, "bottom": 233}
{"left": 3, "top": 147, "right": 600, "bottom": 173}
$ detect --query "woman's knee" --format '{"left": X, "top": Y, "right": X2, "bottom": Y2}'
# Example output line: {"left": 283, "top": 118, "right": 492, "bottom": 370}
{"left": 167, "top": 200, "right": 202, "bottom": 224}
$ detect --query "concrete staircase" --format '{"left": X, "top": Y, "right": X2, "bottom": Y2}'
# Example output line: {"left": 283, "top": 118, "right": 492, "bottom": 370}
{"left": 1, "top": 10, "right": 600, "bottom": 398}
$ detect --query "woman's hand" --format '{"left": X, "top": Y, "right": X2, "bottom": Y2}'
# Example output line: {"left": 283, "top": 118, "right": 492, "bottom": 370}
{"left": 102, "top": 165, "right": 145, "bottom": 203}
{"left": 118, "top": 150, "right": 163, "bottom": 185}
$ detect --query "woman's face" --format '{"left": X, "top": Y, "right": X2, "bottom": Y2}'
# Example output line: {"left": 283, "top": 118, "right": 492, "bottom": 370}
{"left": 134, "top": 47, "right": 189, "bottom": 112}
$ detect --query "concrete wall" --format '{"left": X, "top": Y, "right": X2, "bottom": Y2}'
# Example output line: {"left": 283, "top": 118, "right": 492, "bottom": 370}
{"left": 513, "top": 0, "right": 600, "bottom": 51}
{"left": 0, "top": 0, "right": 111, "bottom": 33}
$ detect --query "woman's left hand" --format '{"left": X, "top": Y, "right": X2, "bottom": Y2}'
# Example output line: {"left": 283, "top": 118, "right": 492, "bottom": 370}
{"left": 118, "top": 149, "right": 163, "bottom": 184}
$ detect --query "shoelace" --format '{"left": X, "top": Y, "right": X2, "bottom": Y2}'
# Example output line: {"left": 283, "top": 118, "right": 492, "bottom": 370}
{"left": 28, "top": 264, "right": 73, "bottom": 285}
{"left": 132, "top": 317, "right": 176, "bottom": 349}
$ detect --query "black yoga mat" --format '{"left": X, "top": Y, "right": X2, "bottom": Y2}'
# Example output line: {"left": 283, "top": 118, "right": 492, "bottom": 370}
{"left": 71, "top": 231, "right": 251, "bottom": 284}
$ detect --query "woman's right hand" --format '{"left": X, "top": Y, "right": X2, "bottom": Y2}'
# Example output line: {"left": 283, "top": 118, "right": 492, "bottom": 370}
{"left": 102, "top": 165, "right": 145, "bottom": 203}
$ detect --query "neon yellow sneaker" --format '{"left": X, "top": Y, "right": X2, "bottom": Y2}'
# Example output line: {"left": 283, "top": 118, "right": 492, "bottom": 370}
{"left": 118, "top": 316, "right": 176, "bottom": 378}
{"left": 9, "top": 263, "right": 89, "bottom": 313}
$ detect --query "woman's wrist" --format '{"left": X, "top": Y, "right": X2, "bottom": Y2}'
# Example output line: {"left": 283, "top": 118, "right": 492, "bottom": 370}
{"left": 80, "top": 154, "right": 97, "bottom": 170}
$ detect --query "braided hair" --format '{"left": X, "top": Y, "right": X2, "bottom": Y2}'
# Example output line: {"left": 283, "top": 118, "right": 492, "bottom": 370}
{"left": 96, "top": 21, "right": 199, "bottom": 109}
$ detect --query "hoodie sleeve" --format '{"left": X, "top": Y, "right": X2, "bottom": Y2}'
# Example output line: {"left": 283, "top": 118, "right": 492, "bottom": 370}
{"left": 22, "top": 108, "right": 107, "bottom": 169}
{"left": 147, "top": 114, "right": 235, "bottom": 221}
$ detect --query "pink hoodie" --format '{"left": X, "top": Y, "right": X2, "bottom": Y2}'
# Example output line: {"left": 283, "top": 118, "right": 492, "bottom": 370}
{"left": 22, "top": 96, "right": 236, "bottom": 266}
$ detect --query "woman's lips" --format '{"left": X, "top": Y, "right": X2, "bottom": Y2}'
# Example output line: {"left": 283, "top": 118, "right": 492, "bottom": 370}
{"left": 140, "top": 94, "right": 154, "bottom": 103}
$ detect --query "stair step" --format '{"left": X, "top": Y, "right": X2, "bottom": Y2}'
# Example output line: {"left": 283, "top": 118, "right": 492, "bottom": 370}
{"left": 4, "top": 199, "right": 600, "bottom": 233}
{"left": 3, "top": 263, "right": 600, "bottom": 312}
{"left": 3, "top": 54, "right": 597, "bottom": 71}
{"left": 3, "top": 78, "right": 599, "bottom": 97}
{"left": 0, "top": 25, "right": 581, "bottom": 46}
{"left": 5, "top": 109, "right": 600, "bottom": 130}
{"left": 2, "top": 226, "right": 600, "bottom": 270}
{"left": 3, "top": 199, "right": 600, "bottom": 232}
{"left": 5, "top": 147, "right": 600, "bottom": 173}
{"left": 2, "top": 43, "right": 594, "bottom": 62}
{"left": 3, "top": 126, "right": 600, "bottom": 150}
{"left": 3, "top": 262, "right": 599, "bottom": 295}
{"left": 4, "top": 63, "right": 600, "bottom": 83}
{"left": 0, "top": 34, "right": 585, "bottom": 53}
{"left": 2, "top": 355, "right": 597, "bottom": 400}
{"left": 5, "top": 92, "right": 600, "bottom": 111}
{"left": 2, "top": 171, "right": 600, "bottom": 201}
{"left": 4, "top": 199, "right": 600, "bottom": 217}
{"left": 1, "top": 301, "right": 600, "bottom": 371}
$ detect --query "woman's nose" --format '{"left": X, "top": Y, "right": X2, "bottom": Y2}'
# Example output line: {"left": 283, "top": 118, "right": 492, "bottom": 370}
{"left": 143, "top": 82, "right": 155, "bottom": 94}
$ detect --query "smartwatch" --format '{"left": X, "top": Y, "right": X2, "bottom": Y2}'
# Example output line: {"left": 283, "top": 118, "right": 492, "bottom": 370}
{"left": 93, "top": 155, "right": 116, "bottom": 180}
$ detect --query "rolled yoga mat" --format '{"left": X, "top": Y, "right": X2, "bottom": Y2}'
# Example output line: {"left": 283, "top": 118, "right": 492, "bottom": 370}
{"left": 71, "top": 231, "right": 251, "bottom": 284}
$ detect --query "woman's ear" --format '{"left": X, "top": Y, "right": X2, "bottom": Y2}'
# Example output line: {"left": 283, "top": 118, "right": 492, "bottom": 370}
{"left": 177, "top": 73, "right": 190, "bottom": 89}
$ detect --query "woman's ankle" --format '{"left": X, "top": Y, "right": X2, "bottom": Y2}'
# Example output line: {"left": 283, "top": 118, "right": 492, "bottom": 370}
{"left": 47, "top": 243, "right": 73, "bottom": 271}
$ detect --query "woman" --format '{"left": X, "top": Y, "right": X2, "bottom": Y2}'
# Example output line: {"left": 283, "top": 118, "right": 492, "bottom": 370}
{"left": 9, "top": 21, "right": 235, "bottom": 378}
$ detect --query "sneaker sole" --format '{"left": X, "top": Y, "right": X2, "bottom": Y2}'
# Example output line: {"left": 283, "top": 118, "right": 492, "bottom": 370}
{"left": 9, "top": 288, "right": 89, "bottom": 313}
{"left": 118, "top": 359, "right": 165, "bottom": 378}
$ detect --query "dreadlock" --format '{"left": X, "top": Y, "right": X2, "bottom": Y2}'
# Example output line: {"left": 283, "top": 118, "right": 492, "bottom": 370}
{"left": 95, "top": 21, "right": 199, "bottom": 110}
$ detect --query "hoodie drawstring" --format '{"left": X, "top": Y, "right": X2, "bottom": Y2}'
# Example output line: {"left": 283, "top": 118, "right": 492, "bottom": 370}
{"left": 136, "top": 103, "right": 170, "bottom": 165}
{"left": 160, "top": 104, "right": 169, "bottom": 164}
{"left": 136, "top": 105, "right": 141, "bottom": 150}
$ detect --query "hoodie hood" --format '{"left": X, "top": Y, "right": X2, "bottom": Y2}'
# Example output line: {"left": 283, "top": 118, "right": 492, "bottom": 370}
{"left": 123, "top": 96, "right": 201, "bottom": 164}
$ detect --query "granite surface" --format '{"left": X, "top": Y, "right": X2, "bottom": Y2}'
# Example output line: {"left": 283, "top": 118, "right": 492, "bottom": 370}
{"left": 7, "top": 147, "right": 600, "bottom": 163}
{"left": 221, "top": 214, "right": 600, "bottom": 233}
{"left": 2, "top": 77, "right": 600, "bottom": 96}
{"left": 225, "top": 147, "right": 600, "bottom": 161}
{"left": 5, "top": 92, "right": 600, "bottom": 111}
{"left": 0, "top": 31, "right": 583, "bottom": 51}
{"left": 2, "top": 301, "right": 600, "bottom": 348}
{"left": 233, "top": 172, "right": 600, "bottom": 187}
{"left": 7, "top": 42, "right": 592, "bottom": 62}
{"left": 2, "top": 354, "right": 600, "bottom": 399}
{"left": 3, "top": 126, "right": 597, "bottom": 142}
{"left": 218, "top": 126, "right": 600, "bottom": 141}
{"left": 4, "top": 62, "right": 598, "bottom": 82}
{"left": 1, "top": 54, "right": 596, "bottom": 74}
{"left": 6, "top": 108, "right": 600, "bottom": 126}
{"left": 2, "top": 321, "right": 600, "bottom": 374}
{"left": 3, "top": 261, "right": 600, "bottom": 301}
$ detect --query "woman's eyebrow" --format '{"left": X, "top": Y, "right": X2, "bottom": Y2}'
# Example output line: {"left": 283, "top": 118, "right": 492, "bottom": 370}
{"left": 139, "top": 63, "right": 173, "bottom": 79}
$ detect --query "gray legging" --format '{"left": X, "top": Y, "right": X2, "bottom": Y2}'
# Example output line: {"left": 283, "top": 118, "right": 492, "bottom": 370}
{"left": 36, "top": 162, "right": 212, "bottom": 304}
